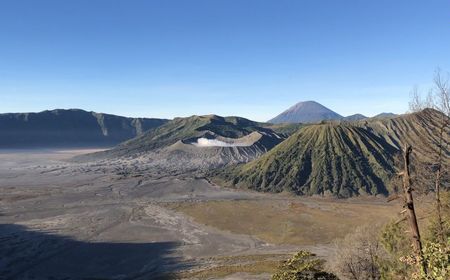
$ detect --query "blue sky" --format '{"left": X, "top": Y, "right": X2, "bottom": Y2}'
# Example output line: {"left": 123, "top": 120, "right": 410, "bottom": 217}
{"left": 1, "top": 0, "right": 449, "bottom": 121}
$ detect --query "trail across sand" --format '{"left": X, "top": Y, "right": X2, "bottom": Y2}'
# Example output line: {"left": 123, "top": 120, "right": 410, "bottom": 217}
{"left": 0, "top": 149, "right": 399, "bottom": 279}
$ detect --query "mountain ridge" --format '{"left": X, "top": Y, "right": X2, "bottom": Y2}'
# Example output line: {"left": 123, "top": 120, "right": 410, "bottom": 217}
{"left": 82, "top": 114, "right": 286, "bottom": 171}
{"left": 0, "top": 109, "right": 168, "bottom": 148}
{"left": 213, "top": 109, "right": 449, "bottom": 197}
{"left": 372, "top": 112, "right": 398, "bottom": 119}
{"left": 344, "top": 114, "right": 367, "bottom": 121}
{"left": 268, "top": 100, "right": 402, "bottom": 124}
{"left": 95, "top": 114, "right": 283, "bottom": 156}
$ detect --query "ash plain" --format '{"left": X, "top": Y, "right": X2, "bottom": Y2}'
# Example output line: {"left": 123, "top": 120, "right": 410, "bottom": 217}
{"left": 0, "top": 149, "right": 398, "bottom": 280}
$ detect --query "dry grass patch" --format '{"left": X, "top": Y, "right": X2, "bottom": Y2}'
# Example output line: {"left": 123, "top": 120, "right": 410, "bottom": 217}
{"left": 167, "top": 198, "right": 401, "bottom": 245}
{"left": 177, "top": 254, "right": 287, "bottom": 279}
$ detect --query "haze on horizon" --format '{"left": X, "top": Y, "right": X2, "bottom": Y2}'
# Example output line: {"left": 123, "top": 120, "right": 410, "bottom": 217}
{"left": 1, "top": 0, "right": 450, "bottom": 121}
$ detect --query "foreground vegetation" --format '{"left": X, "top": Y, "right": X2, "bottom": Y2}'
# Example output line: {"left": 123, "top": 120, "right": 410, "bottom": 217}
{"left": 272, "top": 251, "right": 337, "bottom": 280}
{"left": 326, "top": 193, "right": 450, "bottom": 280}
{"left": 272, "top": 71, "right": 449, "bottom": 280}
{"left": 268, "top": 192, "right": 449, "bottom": 280}
{"left": 214, "top": 108, "right": 448, "bottom": 198}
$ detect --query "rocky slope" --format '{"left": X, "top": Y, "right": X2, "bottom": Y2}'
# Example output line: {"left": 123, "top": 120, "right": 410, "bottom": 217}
{"left": 213, "top": 109, "right": 449, "bottom": 197}
{"left": 84, "top": 115, "right": 285, "bottom": 171}
{"left": 0, "top": 109, "right": 168, "bottom": 148}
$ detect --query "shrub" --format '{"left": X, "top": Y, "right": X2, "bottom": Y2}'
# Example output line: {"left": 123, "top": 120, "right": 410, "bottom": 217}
{"left": 328, "top": 225, "right": 385, "bottom": 280}
{"left": 272, "top": 251, "right": 338, "bottom": 280}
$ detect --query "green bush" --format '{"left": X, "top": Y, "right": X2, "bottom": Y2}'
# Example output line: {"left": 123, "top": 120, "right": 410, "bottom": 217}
{"left": 272, "top": 251, "right": 338, "bottom": 280}
{"left": 399, "top": 238, "right": 450, "bottom": 280}
{"left": 379, "top": 222, "right": 412, "bottom": 279}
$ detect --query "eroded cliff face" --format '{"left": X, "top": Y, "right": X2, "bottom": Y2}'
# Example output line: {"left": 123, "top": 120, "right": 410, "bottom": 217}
{"left": 0, "top": 109, "right": 168, "bottom": 148}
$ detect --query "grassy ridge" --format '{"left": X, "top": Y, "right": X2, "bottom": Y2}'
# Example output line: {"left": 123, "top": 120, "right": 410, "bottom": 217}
{"left": 96, "top": 114, "right": 279, "bottom": 158}
{"left": 213, "top": 109, "right": 449, "bottom": 197}
{"left": 0, "top": 109, "right": 168, "bottom": 148}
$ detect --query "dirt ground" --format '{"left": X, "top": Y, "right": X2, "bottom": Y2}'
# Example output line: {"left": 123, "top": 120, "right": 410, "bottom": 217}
{"left": 0, "top": 149, "right": 402, "bottom": 280}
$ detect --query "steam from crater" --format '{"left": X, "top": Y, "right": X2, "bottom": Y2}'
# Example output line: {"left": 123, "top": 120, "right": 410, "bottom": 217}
{"left": 193, "top": 138, "right": 240, "bottom": 147}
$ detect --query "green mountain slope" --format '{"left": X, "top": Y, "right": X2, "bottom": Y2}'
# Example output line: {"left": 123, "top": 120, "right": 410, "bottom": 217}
{"left": 263, "top": 123, "right": 305, "bottom": 137}
{"left": 213, "top": 109, "right": 449, "bottom": 197}
{"left": 92, "top": 114, "right": 284, "bottom": 159}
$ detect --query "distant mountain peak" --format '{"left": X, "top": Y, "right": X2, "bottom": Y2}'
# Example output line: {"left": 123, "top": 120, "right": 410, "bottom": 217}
{"left": 344, "top": 114, "right": 367, "bottom": 121}
{"left": 373, "top": 112, "right": 398, "bottom": 119}
{"left": 268, "top": 100, "right": 343, "bottom": 124}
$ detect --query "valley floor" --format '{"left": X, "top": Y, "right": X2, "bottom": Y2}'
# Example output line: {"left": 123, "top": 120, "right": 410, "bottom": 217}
{"left": 0, "top": 150, "right": 401, "bottom": 280}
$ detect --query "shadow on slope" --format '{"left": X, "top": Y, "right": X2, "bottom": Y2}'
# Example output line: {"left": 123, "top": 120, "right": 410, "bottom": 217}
{"left": 0, "top": 109, "right": 168, "bottom": 148}
{"left": 0, "top": 224, "right": 188, "bottom": 280}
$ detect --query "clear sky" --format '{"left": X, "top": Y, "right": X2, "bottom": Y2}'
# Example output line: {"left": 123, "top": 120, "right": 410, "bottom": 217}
{"left": 1, "top": 0, "right": 449, "bottom": 121}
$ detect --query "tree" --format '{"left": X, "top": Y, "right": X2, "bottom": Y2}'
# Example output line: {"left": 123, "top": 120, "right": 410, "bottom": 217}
{"left": 408, "top": 69, "right": 450, "bottom": 244}
{"left": 400, "top": 145, "right": 426, "bottom": 275}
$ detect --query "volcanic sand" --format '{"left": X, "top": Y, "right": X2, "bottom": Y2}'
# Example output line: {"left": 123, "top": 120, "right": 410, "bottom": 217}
{"left": 0, "top": 149, "right": 402, "bottom": 279}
